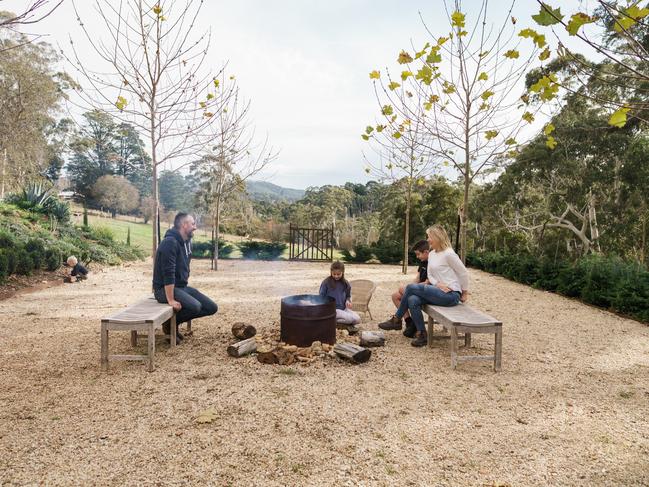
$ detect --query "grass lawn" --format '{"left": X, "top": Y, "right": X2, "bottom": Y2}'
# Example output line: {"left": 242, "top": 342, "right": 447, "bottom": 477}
{"left": 70, "top": 205, "right": 344, "bottom": 260}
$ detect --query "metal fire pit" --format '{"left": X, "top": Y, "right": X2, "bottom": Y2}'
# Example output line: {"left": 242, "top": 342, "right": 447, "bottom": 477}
{"left": 280, "top": 294, "right": 336, "bottom": 347}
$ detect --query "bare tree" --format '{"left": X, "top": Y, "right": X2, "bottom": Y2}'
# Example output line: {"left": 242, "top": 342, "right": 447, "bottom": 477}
{"left": 363, "top": 97, "right": 436, "bottom": 274}
{"left": 193, "top": 79, "right": 278, "bottom": 271}
{"left": 367, "top": 0, "right": 540, "bottom": 262}
{"left": 66, "top": 0, "right": 235, "bottom": 255}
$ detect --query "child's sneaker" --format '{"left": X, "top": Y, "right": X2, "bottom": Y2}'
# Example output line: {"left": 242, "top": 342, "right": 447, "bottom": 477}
{"left": 411, "top": 330, "right": 428, "bottom": 347}
{"left": 379, "top": 315, "right": 402, "bottom": 330}
{"left": 403, "top": 317, "right": 416, "bottom": 338}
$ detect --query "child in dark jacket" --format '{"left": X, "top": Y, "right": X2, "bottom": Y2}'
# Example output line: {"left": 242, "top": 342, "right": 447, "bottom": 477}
{"left": 319, "top": 261, "right": 361, "bottom": 330}
{"left": 66, "top": 256, "right": 88, "bottom": 281}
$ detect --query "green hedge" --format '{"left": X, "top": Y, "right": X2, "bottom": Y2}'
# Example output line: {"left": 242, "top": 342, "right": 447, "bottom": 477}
{"left": 237, "top": 241, "right": 286, "bottom": 260}
{"left": 192, "top": 240, "right": 234, "bottom": 259}
{"left": 467, "top": 251, "right": 649, "bottom": 323}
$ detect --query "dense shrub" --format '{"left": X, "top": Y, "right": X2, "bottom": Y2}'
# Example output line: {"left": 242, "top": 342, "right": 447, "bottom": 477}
{"left": 15, "top": 249, "right": 34, "bottom": 275}
{"left": 0, "top": 229, "right": 15, "bottom": 248}
{"left": 192, "top": 240, "right": 233, "bottom": 259}
{"left": 3, "top": 249, "right": 17, "bottom": 275}
{"left": 238, "top": 241, "right": 287, "bottom": 260}
{"left": 469, "top": 251, "right": 649, "bottom": 323}
{"left": 45, "top": 248, "right": 62, "bottom": 271}
{"left": 371, "top": 241, "right": 402, "bottom": 264}
{"left": 0, "top": 252, "right": 8, "bottom": 282}
{"left": 341, "top": 244, "right": 373, "bottom": 263}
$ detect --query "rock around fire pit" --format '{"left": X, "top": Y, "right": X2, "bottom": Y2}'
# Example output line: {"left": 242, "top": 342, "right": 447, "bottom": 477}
{"left": 280, "top": 294, "right": 336, "bottom": 347}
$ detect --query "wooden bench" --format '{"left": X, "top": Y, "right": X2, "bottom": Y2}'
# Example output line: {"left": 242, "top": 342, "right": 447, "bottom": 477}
{"left": 100, "top": 297, "right": 191, "bottom": 372}
{"left": 423, "top": 303, "right": 502, "bottom": 371}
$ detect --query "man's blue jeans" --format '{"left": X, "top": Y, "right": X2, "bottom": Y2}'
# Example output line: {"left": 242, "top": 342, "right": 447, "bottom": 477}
{"left": 154, "top": 286, "right": 218, "bottom": 325}
{"left": 395, "top": 283, "right": 461, "bottom": 332}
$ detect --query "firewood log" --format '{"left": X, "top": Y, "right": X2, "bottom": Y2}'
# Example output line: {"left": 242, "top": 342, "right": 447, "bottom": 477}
{"left": 333, "top": 343, "right": 371, "bottom": 363}
{"left": 227, "top": 338, "right": 257, "bottom": 357}
{"left": 231, "top": 322, "right": 257, "bottom": 340}
{"left": 359, "top": 331, "right": 385, "bottom": 347}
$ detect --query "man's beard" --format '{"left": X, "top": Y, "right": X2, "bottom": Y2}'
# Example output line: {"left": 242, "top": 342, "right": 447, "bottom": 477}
{"left": 187, "top": 230, "right": 194, "bottom": 240}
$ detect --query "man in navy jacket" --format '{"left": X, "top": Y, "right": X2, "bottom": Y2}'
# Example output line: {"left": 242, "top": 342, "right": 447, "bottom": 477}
{"left": 153, "top": 212, "right": 218, "bottom": 342}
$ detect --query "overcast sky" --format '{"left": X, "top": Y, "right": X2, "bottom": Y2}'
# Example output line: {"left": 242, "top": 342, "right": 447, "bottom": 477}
{"left": 3, "top": 0, "right": 594, "bottom": 189}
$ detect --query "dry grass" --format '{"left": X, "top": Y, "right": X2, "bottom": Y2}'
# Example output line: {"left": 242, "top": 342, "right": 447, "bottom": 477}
{"left": 1, "top": 259, "right": 648, "bottom": 486}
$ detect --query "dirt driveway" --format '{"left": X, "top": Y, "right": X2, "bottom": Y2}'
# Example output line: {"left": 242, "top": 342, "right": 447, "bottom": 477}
{"left": 1, "top": 259, "right": 648, "bottom": 486}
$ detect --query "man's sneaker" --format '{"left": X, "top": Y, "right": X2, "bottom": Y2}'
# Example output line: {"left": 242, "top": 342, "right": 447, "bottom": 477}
{"left": 403, "top": 318, "right": 417, "bottom": 338}
{"left": 411, "top": 331, "right": 428, "bottom": 347}
{"left": 378, "top": 315, "right": 403, "bottom": 331}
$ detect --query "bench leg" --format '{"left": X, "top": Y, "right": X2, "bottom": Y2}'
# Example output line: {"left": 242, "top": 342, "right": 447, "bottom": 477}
{"left": 130, "top": 330, "right": 138, "bottom": 347}
{"left": 450, "top": 326, "right": 458, "bottom": 369}
{"left": 186, "top": 319, "right": 192, "bottom": 334}
{"left": 169, "top": 314, "right": 177, "bottom": 348}
{"left": 494, "top": 328, "right": 502, "bottom": 372}
{"left": 147, "top": 323, "right": 155, "bottom": 372}
{"left": 427, "top": 316, "right": 434, "bottom": 348}
{"left": 464, "top": 332, "right": 471, "bottom": 348}
{"left": 101, "top": 322, "right": 109, "bottom": 371}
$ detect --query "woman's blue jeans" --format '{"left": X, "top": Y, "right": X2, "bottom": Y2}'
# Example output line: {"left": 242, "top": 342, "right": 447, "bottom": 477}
{"left": 395, "top": 283, "right": 461, "bottom": 332}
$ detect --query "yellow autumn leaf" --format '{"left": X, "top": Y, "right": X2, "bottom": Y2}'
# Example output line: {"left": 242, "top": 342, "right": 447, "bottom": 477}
{"left": 522, "top": 112, "right": 535, "bottom": 123}
{"left": 115, "top": 96, "right": 127, "bottom": 111}
{"left": 608, "top": 106, "right": 630, "bottom": 128}
{"left": 485, "top": 130, "right": 499, "bottom": 140}
{"left": 478, "top": 72, "right": 488, "bottom": 81}
{"left": 546, "top": 135, "right": 557, "bottom": 149}
{"left": 504, "top": 49, "right": 520, "bottom": 59}
{"left": 543, "top": 123, "right": 555, "bottom": 135}
{"left": 388, "top": 81, "right": 401, "bottom": 91}
{"left": 369, "top": 70, "right": 380, "bottom": 79}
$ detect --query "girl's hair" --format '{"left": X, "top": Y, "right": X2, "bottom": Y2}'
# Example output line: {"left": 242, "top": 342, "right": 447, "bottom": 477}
{"left": 426, "top": 224, "right": 452, "bottom": 251}
{"left": 326, "top": 260, "right": 350, "bottom": 289}
{"left": 66, "top": 255, "right": 78, "bottom": 266}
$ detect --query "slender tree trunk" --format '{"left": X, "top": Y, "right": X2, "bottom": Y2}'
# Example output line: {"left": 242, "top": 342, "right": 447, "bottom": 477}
{"left": 212, "top": 196, "right": 221, "bottom": 271}
{"left": 150, "top": 113, "right": 159, "bottom": 258}
{"left": 641, "top": 209, "right": 647, "bottom": 266}
{"left": 402, "top": 182, "right": 412, "bottom": 275}
{"left": 588, "top": 193, "right": 601, "bottom": 253}
{"left": 1, "top": 148, "right": 6, "bottom": 199}
{"left": 460, "top": 88, "right": 471, "bottom": 263}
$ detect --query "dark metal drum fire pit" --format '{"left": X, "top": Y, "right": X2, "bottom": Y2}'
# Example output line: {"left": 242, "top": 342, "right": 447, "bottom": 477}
{"left": 280, "top": 294, "right": 336, "bottom": 347}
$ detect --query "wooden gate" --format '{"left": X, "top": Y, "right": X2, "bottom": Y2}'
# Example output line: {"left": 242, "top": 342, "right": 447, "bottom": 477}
{"left": 289, "top": 224, "right": 334, "bottom": 261}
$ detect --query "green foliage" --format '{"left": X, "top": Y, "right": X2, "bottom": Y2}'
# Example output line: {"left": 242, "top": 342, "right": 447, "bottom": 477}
{"left": 0, "top": 229, "right": 15, "bottom": 248}
{"left": 44, "top": 248, "right": 62, "bottom": 271}
{"left": 126, "top": 226, "right": 131, "bottom": 246}
{"left": 371, "top": 241, "right": 403, "bottom": 264}
{"left": 468, "top": 251, "right": 649, "bottom": 323}
{"left": 192, "top": 240, "right": 233, "bottom": 259}
{"left": 237, "top": 241, "right": 286, "bottom": 260}
{"left": 15, "top": 249, "right": 34, "bottom": 275}
{"left": 2, "top": 249, "right": 17, "bottom": 275}
{"left": 341, "top": 244, "right": 373, "bottom": 263}
{"left": 0, "top": 252, "right": 8, "bottom": 283}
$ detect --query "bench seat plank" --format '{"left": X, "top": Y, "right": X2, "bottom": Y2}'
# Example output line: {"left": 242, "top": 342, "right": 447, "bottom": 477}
{"left": 423, "top": 304, "right": 501, "bottom": 327}
{"left": 102, "top": 297, "right": 173, "bottom": 327}
{"left": 422, "top": 303, "right": 503, "bottom": 371}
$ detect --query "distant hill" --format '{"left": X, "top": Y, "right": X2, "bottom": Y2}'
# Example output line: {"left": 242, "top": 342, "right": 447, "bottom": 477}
{"left": 246, "top": 180, "right": 305, "bottom": 202}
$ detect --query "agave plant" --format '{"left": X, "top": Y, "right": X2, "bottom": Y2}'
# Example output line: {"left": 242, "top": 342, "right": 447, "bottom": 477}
{"left": 19, "top": 181, "right": 55, "bottom": 209}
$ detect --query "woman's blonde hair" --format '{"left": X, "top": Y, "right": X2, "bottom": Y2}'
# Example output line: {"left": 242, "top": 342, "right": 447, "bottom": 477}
{"left": 426, "top": 224, "right": 452, "bottom": 251}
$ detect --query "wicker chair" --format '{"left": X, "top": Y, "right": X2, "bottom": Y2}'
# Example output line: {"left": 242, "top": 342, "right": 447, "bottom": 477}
{"left": 349, "top": 279, "right": 377, "bottom": 320}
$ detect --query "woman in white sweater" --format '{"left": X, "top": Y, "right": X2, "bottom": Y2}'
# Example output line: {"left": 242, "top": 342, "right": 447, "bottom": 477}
{"left": 379, "top": 224, "right": 469, "bottom": 347}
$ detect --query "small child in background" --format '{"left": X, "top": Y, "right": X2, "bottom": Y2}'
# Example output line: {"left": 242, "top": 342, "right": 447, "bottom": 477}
{"left": 319, "top": 261, "right": 361, "bottom": 333}
{"left": 66, "top": 256, "right": 88, "bottom": 282}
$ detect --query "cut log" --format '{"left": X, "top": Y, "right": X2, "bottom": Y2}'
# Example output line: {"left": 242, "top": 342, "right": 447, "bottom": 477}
{"left": 227, "top": 337, "right": 257, "bottom": 358}
{"left": 231, "top": 322, "right": 257, "bottom": 340}
{"left": 359, "top": 331, "right": 385, "bottom": 347}
{"left": 333, "top": 343, "right": 371, "bottom": 363}
{"left": 257, "top": 346, "right": 279, "bottom": 365}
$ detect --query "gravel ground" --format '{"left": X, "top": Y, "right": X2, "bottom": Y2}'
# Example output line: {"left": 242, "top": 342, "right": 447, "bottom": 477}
{"left": 1, "top": 258, "right": 648, "bottom": 486}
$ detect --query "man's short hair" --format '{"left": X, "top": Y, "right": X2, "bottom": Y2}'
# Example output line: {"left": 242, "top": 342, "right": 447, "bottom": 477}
{"left": 174, "top": 212, "right": 191, "bottom": 229}
{"left": 411, "top": 239, "right": 429, "bottom": 253}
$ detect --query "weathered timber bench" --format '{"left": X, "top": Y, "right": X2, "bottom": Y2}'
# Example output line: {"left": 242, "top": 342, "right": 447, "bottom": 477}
{"left": 100, "top": 297, "right": 191, "bottom": 372}
{"left": 423, "top": 303, "right": 502, "bottom": 371}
